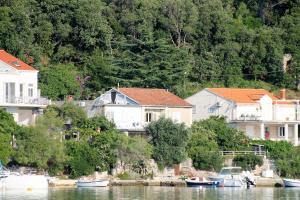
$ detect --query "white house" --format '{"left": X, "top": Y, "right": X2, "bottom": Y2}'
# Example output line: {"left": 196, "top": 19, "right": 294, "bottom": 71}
{"left": 89, "top": 87, "right": 192, "bottom": 134}
{"left": 0, "top": 50, "right": 49, "bottom": 125}
{"left": 186, "top": 88, "right": 300, "bottom": 145}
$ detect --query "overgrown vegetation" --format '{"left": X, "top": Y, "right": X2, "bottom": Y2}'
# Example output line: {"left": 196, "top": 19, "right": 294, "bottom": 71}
{"left": 233, "top": 154, "right": 263, "bottom": 170}
{"left": 2, "top": 106, "right": 300, "bottom": 178}
{"left": 253, "top": 140, "right": 300, "bottom": 178}
{"left": 1, "top": 0, "right": 300, "bottom": 100}
{"left": 187, "top": 117, "right": 251, "bottom": 171}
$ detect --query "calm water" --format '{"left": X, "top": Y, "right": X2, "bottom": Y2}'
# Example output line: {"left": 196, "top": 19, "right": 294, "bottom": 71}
{"left": 1, "top": 186, "right": 300, "bottom": 200}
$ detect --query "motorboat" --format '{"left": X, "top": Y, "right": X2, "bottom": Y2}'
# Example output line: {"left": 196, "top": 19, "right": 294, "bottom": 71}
{"left": 209, "top": 167, "right": 255, "bottom": 187}
{"left": 283, "top": 179, "right": 300, "bottom": 187}
{"left": 76, "top": 179, "right": 109, "bottom": 187}
{"left": 0, "top": 162, "right": 48, "bottom": 190}
{"left": 1, "top": 174, "right": 49, "bottom": 190}
{"left": 185, "top": 177, "right": 219, "bottom": 187}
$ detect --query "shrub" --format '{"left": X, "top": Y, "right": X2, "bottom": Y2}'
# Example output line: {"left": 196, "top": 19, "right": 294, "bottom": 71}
{"left": 117, "top": 172, "right": 136, "bottom": 180}
{"left": 117, "top": 135, "right": 153, "bottom": 174}
{"left": 232, "top": 154, "right": 263, "bottom": 170}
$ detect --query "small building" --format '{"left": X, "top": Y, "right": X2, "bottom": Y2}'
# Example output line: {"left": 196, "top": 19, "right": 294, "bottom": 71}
{"left": 89, "top": 87, "right": 192, "bottom": 134}
{"left": 0, "top": 50, "right": 49, "bottom": 125}
{"left": 185, "top": 88, "right": 300, "bottom": 145}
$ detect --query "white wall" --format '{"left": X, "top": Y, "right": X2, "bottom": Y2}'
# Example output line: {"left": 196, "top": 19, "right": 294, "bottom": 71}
{"left": 259, "top": 95, "right": 273, "bottom": 120}
{"left": 235, "top": 104, "right": 260, "bottom": 120}
{"left": 185, "top": 89, "right": 234, "bottom": 121}
{"left": 104, "top": 105, "right": 143, "bottom": 130}
{"left": 274, "top": 104, "right": 296, "bottom": 121}
{"left": 0, "top": 69, "right": 39, "bottom": 103}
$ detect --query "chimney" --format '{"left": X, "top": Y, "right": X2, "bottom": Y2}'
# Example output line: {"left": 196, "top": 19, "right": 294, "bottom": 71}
{"left": 279, "top": 89, "right": 286, "bottom": 100}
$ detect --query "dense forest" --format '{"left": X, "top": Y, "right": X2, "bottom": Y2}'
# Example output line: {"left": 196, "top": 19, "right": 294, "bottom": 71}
{"left": 1, "top": 0, "right": 300, "bottom": 100}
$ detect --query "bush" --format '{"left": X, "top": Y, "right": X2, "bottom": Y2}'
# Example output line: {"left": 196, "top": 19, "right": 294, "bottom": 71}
{"left": 252, "top": 140, "right": 293, "bottom": 160}
{"left": 117, "top": 172, "right": 135, "bottom": 180}
{"left": 117, "top": 135, "right": 153, "bottom": 174}
{"left": 146, "top": 118, "right": 189, "bottom": 168}
{"left": 232, "top": 154, "right": 263, "bottom": 170}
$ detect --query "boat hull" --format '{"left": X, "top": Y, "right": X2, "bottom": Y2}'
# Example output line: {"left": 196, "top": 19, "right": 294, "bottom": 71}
{"left": 186, "top": 180, "right": 219, "bottom": 187}
{"left": 76, "top": 180, "right": 109, "bottom": 187}
{"left": 283, "top": 179, "right": 300, "bottom": 187}
{"left": 0, "top": 175, "right": 48, "bottom": 190}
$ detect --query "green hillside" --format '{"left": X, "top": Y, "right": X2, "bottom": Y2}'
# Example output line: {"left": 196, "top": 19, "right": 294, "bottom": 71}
{"left": 1, "top": 0, "right": 300, "bottom": 99}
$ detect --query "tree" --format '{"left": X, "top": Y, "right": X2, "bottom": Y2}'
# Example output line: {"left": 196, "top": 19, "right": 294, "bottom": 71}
{"left": 186, "top": 126, "right": 223, "bottom": 171}
{"left": 0, "top": 109, "right": 18, "bottom": 165}
{"left": 39, "top": 64, "right": 81, "bottom": 100}
{"left": 146, "top": 117, "right": 189, "bottom": 168}
{"left": 64, "top": 140, "right": 99, "bottom": 178}
{"left": 14, "top": 110, "right": 65, "bottom": 173}
{"left": 90, "top": 130, "right": 119, "bottom": 173}
{"left": 78, "top": 116, "right": 116, "bottom": 132}
{"left": 195, "top": 116, "right": 250, "bottom": 151}
{"left": 58, "top": 102, "right": 87, "bottom": 127}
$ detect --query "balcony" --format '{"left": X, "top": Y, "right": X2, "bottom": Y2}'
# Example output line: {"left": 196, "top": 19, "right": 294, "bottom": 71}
{"left": 0, "top": 96, "right": 50, "bottom": 107}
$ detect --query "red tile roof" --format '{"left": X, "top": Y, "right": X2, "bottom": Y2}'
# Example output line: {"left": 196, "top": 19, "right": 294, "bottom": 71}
{"left": 207, "top": 88, "right": 279, "bottom": 103}
{"left": 118, "top": 88, "right": 191, "bottom": 107}
{"left": 0, "top": 50, "right": 37, "bottom": 71}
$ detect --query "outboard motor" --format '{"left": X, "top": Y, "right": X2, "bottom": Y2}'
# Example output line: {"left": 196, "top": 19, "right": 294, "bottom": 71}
{"left": 245, "top": 176, "right": 256, "bottom": 189}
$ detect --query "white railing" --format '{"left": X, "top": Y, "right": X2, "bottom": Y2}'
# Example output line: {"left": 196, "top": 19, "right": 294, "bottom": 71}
{"left": 220, "top": 151, "right": 267, "bottom": 157}
{"left": 0, "top": 96, "right": 50, "bottom": 106}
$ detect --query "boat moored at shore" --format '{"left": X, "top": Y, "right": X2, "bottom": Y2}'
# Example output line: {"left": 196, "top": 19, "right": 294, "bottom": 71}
{"left": 185, "top": 177, "right": 219, "bottom": 187}
{"left": 283, "top": 179, "right": 300, "bottom": 187}
{"left": 76, "top": 180, "right": 109, "bottom": 187}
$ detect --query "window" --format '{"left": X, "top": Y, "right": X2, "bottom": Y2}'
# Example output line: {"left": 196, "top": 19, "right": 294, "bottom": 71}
{"left": 28, "top": 84, "right": 33, "bottom": 97}
{"left": 172, "top": 112, "right": 181, "bottom": 123}
{"left": 192, "top": 105, "right": 196, "bottom": 114}
{"left": 5, "top": 82, "right": 15, "bottom": 103}
{"left": 208, "top": 107, "right": 215, "bottom": 113}
{"left": 146, "top": 112, "right": 152, "bottom": 122}
{"left": 278, "top": 126, "right": 285, "bottom": 137}
{"left": 20, "top": 84, "right": 23, "bottom": 97}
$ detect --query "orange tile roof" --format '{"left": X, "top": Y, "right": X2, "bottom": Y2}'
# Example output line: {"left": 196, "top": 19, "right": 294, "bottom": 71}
{"left": 207, "top": 88, "right": 279, "bottom": 103}
{"left": 118, "top": 88, "right": 191, "bottom": 107}
{"left": 0, "top": 50, "right": 37, "bottom": 71}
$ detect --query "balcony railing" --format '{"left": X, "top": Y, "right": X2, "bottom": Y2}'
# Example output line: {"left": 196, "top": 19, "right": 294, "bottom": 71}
{"left": 220, "top": 151, "right": 267, "bottom": 157}
{"left": 0, "top": 96, "right": 50, "bottom": 106}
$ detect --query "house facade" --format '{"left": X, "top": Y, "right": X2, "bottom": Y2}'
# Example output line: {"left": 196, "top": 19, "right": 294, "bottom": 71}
{"left": 0, "top": 50, "right": 49, "bottom": 125}
{"left": 89, "top": 88, "right": 192, "bottom": 134}
{"left": 186, "top": 88, "right": 300, "bottom": 145}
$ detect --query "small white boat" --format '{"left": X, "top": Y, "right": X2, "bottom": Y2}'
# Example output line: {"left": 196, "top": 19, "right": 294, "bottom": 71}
{"left": 76, "top": 180, "right": 109, "bottom": 187}
{"left": 185, "top": 177, "right": 219, "bottom": 187}
{"left": 283, "top": 179, "right": 300, "bottom": 187}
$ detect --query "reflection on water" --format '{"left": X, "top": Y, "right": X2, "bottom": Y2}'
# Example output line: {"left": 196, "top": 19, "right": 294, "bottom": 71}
{"left": 1, "top": 186, "right": 300, "bottom": 200}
